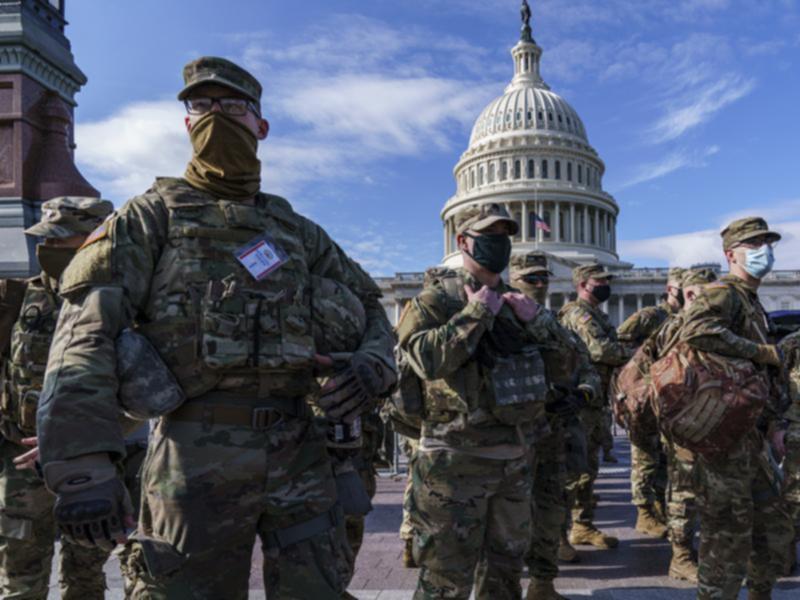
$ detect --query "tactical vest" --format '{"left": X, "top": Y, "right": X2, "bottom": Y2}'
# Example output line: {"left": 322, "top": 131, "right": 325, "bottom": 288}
{"left": 138, "top": 178, "right": 316, "bottom": 398}
{"left": 420, "top": 269, "right": 547, "bottom": 426}
{"left": 0, "top": 277, "right": 59, "bottom": 437}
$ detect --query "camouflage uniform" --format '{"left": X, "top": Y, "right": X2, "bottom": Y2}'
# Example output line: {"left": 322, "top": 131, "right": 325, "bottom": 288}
{"left": 679, "top": 217, "right": 793, "bottom": 599}
{"left": 398, "top": 204, "right": 562, "bottom": 600}
{"left": 617, "top": 286, "right": 681, "bottom": 536}
{"left": 510, "top": 252, "right": 601, "bottom": 597}
{"left": 559, "top": 265, "right": 632, "bottom": 545}
{"left": 0, "top": 197, "right": 113, "bottom": 600}
{"left": 778, "top": 331, "right": 800, "bottom": 560}
{"left": 36, "top": 59, "right": 396, "bottom": 600}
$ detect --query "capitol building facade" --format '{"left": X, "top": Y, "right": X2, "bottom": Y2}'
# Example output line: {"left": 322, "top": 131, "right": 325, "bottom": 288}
{"left": 377, "top": 14, "right": 800, "bottom": 327}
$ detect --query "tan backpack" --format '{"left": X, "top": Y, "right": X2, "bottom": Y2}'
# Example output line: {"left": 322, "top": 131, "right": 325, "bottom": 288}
{"left": 650, "top": 342, "right": 768, "bottom": 459}
{"left": 612, "top": 344, "right": 658, "bottom": 446}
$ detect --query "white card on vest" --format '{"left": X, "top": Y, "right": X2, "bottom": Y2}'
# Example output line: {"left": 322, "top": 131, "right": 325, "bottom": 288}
{"left": 235, "top": 234, "right": 288, "bottom": 281}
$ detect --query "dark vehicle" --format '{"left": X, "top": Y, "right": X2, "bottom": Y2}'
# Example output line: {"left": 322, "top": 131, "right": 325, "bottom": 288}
{"left": 770, "top": 310, "right": 800, "bottom": 341}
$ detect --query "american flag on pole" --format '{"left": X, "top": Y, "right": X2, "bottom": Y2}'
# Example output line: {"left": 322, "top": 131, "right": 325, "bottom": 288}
{"left": 532, "top": 212, "right": 551, "bottom": 233}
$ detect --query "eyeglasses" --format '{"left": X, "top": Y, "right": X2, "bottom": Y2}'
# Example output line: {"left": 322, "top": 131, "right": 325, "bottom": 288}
{"left": 522, "top": 275, "right": 549, "bottom": 285}
{"left": 184, "top": 97, "right": 260, "bottom": 117}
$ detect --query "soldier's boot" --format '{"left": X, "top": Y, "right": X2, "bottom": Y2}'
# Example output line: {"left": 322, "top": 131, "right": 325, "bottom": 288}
{"left": 402, "top": 538, "right": 417, "bottom": 569}
{"left": 557, "top": 533, "right": 580, "bottom": 563}
{"left": 591, "top": 492, "right": 600, "bottom": 507}
{"left": 784, "top": 540, "right": 798, "bottom": 576}
{"left": 667, "top": 541, "right": 698, "bottom": 583}
{"left": 525, "top": 578, "right": 568, "bottom": 600}
{"left": 635, "top": 506, "right": 668, "bottom": 538}
{"left": 603, "top": 450, "right": 618, "bottom": 463}
{"left": 746, "top": 590, "right": 772, "bottom": 600}
{"left": 569, "top": 522, "right": 619, "bottom": 549}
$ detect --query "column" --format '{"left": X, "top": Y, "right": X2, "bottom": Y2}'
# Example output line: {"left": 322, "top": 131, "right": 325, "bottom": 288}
{"left": 522, "top": 201, "right": 529, "bottom": 242}
{"left": 570, "top": 202, "right": 576, "bottom": 243}
{"left": 443, "top": 219, "right": 449, "bottom": 254}
{"left": 545, "top": 294, "right": 552, "bottom": 310}
{"left": 594, "top": 209, "right": 600, "bottom": 247}
{"left": 617, "top": 295, "right": 625, "bottom": 324}
{"left": 537, "top": 201, "right": 544, "bottom": 242}
{"left": 554, "top": 201, "right": 561, "bottom": 242}
{"left": 582, "top": 207, "right": 589, "bottom": 245}
{"left": 394, "top": 300, "right": 401, "bottom": 326}
{"left": 636, "top": 295, "right": 643, "bottom": 311}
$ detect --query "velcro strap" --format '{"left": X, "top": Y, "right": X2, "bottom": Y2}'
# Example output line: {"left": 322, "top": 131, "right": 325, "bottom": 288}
{"left": 263, "top": 505, "right": 342, "bottom": 549}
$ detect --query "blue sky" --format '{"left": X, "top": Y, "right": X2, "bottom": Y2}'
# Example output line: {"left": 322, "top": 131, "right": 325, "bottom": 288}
{"left": 67, "top": 0, "right": 800, "bottom": 274}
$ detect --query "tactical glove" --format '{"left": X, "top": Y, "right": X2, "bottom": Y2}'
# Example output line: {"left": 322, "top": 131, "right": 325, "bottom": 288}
{"left": 43, "top": 453, "right": 133, "bottom": 551}
{"left": 754, "top": 344, "right": 783, "bottom": 367}
{"left": 318, "top": 352, "right": 396, "bottom": 423}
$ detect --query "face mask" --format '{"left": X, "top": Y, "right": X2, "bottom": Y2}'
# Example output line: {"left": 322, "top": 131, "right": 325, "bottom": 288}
{"left": 464, "top": 233, "right": 511, "bottom": 274}
{"left": 36, "top": 244, "right": 76, "bottom": 279}
{"left": 590, "top": 283, "right": 611, "bottom": 303}
{"left": 672, "top": 289, "right": 685, "bottom": 308}
{"left": 184, "top": 112, "right": 261, "bottom": 200}
{"left": 530, "top": 285, "right": 548, "bottom": 305}
{"left": 743, "top": 245, "right": 775, "bottom": 279}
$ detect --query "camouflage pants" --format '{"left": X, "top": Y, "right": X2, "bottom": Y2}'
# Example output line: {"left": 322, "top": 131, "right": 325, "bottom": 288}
{"left": 694, "top": 433, "right": 793, "bottom": 599}
{"left": 784, "top": 422, "right": 800, "bottom": 537}
{"left": 566, "top": 406, "right": 602, "bottom": 525}
{"left": 630, "top": 434, "right": 667, "bottom": 508}
{"left": 599, "top": 406, "right": 614, "bottom": 454}
{"left": 0, "top": 438, "right": 109, "bottom": 600}
{"left": 125, "top": 414, "right": 351, "bottom": 600}
{"left": 400, "top": 436, "right": 419, "bottom": 542}
{"left": 344, "top": 463, "right": 377, "bottom": 566}
{"left": 663, "top": 439, "right": 697, "bottom": 545}
{"left": 525, "top": 420, "right": 566, "bottom": 582}
{"left": 411, "top": 448, "right": 531, "bottom": 600}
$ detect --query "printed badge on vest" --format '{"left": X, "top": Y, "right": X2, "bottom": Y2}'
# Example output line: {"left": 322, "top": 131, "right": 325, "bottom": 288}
{"left": 235, "top": 234, "right": 288, "bottom": 281}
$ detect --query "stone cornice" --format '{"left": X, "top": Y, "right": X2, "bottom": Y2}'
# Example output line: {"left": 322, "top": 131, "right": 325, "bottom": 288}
{"left": 0, "top": 43, "right": 81, "bottom": 103}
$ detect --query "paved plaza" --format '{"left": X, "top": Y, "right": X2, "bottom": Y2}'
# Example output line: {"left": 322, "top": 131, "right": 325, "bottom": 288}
{"left": 49, "top": 434, "right": 800, "bottom": 599}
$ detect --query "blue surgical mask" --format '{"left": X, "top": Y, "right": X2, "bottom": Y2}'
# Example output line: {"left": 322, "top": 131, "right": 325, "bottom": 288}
{"left": 743, "top": 244, "right": 775, "bottom": 279}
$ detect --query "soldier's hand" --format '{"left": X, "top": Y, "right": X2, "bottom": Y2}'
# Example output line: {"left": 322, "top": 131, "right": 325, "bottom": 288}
{"left": 770, "top": 429, "right": 787, "bottom": 459}
{"left": 502, "top": 291, "right": 539, "bottom": 322}
{"left": 464, "top": 285, "right": 504, "bottom": 315}
{"left": 754, "top": 344, "right": 783, "bottom": 367}
{"left": 13, "top": 437, "right": 39, "bottom": 471}
{"left": 319, "top": 352, "right": 396, "bottom": 424}
{"left": 43, "top": 454, "right": 135, "bottom": 551}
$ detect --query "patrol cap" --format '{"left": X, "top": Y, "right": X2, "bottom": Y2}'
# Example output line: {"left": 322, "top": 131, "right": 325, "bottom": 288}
{"left": 721, "top": 217, "right": 781, "bottom": 251}
{"left": 178, "top": 56, "right": 262, "bottom": 103}
{"left": 24, "top": 197, "right": 113, "bottom": 239}
{"left": 454, "top": 203, "right": 519, "bottom": 236}
{"left": 510, "top": 251, "right": 553, "bottom": 277}
{"left": 572, "top": 263, "right": 614, "bottom": 285}
{"left": 667, "top": 267, "right": 686, "bottom": 287}
{"left": 682, "top": 267, "right": 718, "bottom": 287}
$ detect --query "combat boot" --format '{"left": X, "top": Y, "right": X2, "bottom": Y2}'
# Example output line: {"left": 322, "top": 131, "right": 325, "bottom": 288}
{"left": 635, "top": 506, "right": 668, "bottom": 538}
{"left": 525, "top": 578, "right": 568, "bottom": 600}
{"left": 402, "top": 538, "right": 417, "bottom": 568}
{"left": 557, "top": 533, "right": 580, "bottom": 563}
{"left": 569, "top": 522, "right": 619, "bottom": 549}
{"left": 603, "top": 450, "right": 618, "bottom": 463}
{"left": 746, "top": 590, "right": 772, "bottom": 600}
{"left": 668, "top": 541, "right": 697, "bottom": 583}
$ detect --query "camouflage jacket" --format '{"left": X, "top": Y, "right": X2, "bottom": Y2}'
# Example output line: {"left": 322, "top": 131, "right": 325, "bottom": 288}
{"left": 617, "top": 302, "right": 677, "bottom": 349}
{"left": 558, "top": 298, "right": 633, "bottom": 393}
{"left": 37, "top": 178, "right": 395, "bottom": 464}
{"left": 0, "top": 274, "right": 59, "bottom": 442}
{"left": 779, "top": 331, "right": 800, "bottom": 425}
{"left": 396, "top": 268, "right": 571, "bottom": 449}
{"left": 680, "top": 274, "right": 781, "bottom": 424}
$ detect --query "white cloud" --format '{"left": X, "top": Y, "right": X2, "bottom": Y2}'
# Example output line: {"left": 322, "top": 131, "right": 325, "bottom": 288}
{"left": 613, "top": 145, "right": 719, "bottom": 191}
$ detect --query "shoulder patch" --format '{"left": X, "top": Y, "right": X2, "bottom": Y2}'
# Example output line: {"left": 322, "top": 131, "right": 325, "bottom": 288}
{"left": 79, "top": 222, "right": 109, "bottom": 250}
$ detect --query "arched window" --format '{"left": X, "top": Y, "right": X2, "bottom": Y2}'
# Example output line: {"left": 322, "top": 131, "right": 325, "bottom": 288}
{"left": 555, "top": 160, "right": 561, "bottom": 180}
{"left": 578, "top": 164, "right": 583, "bottom": 184}
{"left": 514, "top": 160, "right": 522, "bottom": 179}
{"left": 538, "top": 110, "right": 543, "bottom": 121}
{"left": 527, "top": 159, "right": 535, "bottom": 178}
{"left": 500, "top": 162, "right": 508, "bottom": 181}
{"left": 488, "top": 163, "right": 495, "bottom": 183}
{"left": 567, "top": 163, "right": 573, "bottom": 181}
{"left": 470, "top": 170, "right": 475, "bottom": 189}
{"left": 542, "top": 160, "right": 549, "bottom": 179}
{"left": 513, "top": 211, "right": 522, "bottom": 241}
{"left": 478, "top": 166, "right": 485, "bottom": 186}
{"left": 542, "top": 210, "right": 552, "bottom": 240}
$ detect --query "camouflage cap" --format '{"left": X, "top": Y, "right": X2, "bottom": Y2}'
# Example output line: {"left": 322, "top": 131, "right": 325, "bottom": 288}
{"left": 178, "top": 56, "right": 262, "bottom": 103}
{"left": 454, "top": 203, "right": 519, "bottom": 236}
{"left": 721, "top": 216, "right": 781, "bottom": 250}
{"left": 311, "top": 276, "right": 366, "bottom": 356}
{"left": 682, "top": 267, "right": 718, "bottom": 288}
{"left": 510, "top": 251, "right": 553, "bottom": 277}
{"left": 24, "top": 197, "right": 113, "bottom": 239}
{"left": 572, "top": 263, "right": 614, "bottom": 285}
{"left": 667, "top": 267, "right": 686, "bottom": 286}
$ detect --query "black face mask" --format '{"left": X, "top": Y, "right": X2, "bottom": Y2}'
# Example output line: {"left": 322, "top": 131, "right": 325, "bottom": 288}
{"left": 464, "top": 233, "right": 511, "bottom": 274}
{"left": 590, "top": 284, "right": 611, "bottom": 303}
{"left": 674, "top": 289, "right": 685, "bottom": 308}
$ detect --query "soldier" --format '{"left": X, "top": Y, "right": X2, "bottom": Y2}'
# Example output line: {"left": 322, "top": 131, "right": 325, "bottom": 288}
{"left": 397, "top": 203, "right": 565, "bottom": 599}
{"left": 510, "top": 252, "right": 601, "bottom": 600}
{"left": 616, "top": 267, "right": 685, "bottom": 538}
{"left": 34, "top": 57, "right": 396, "bottom": 599}
{"left": 559, "top": 264, "right": 633, "bottom": 549}
{"left": 679, "top": 217, "right": 793, "bottom": 600}
{"left": 779, "top": 328, "right": 800, "bottom": 574}
{"left": 0, "top": 197, "right": 113, "bottom": 599}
